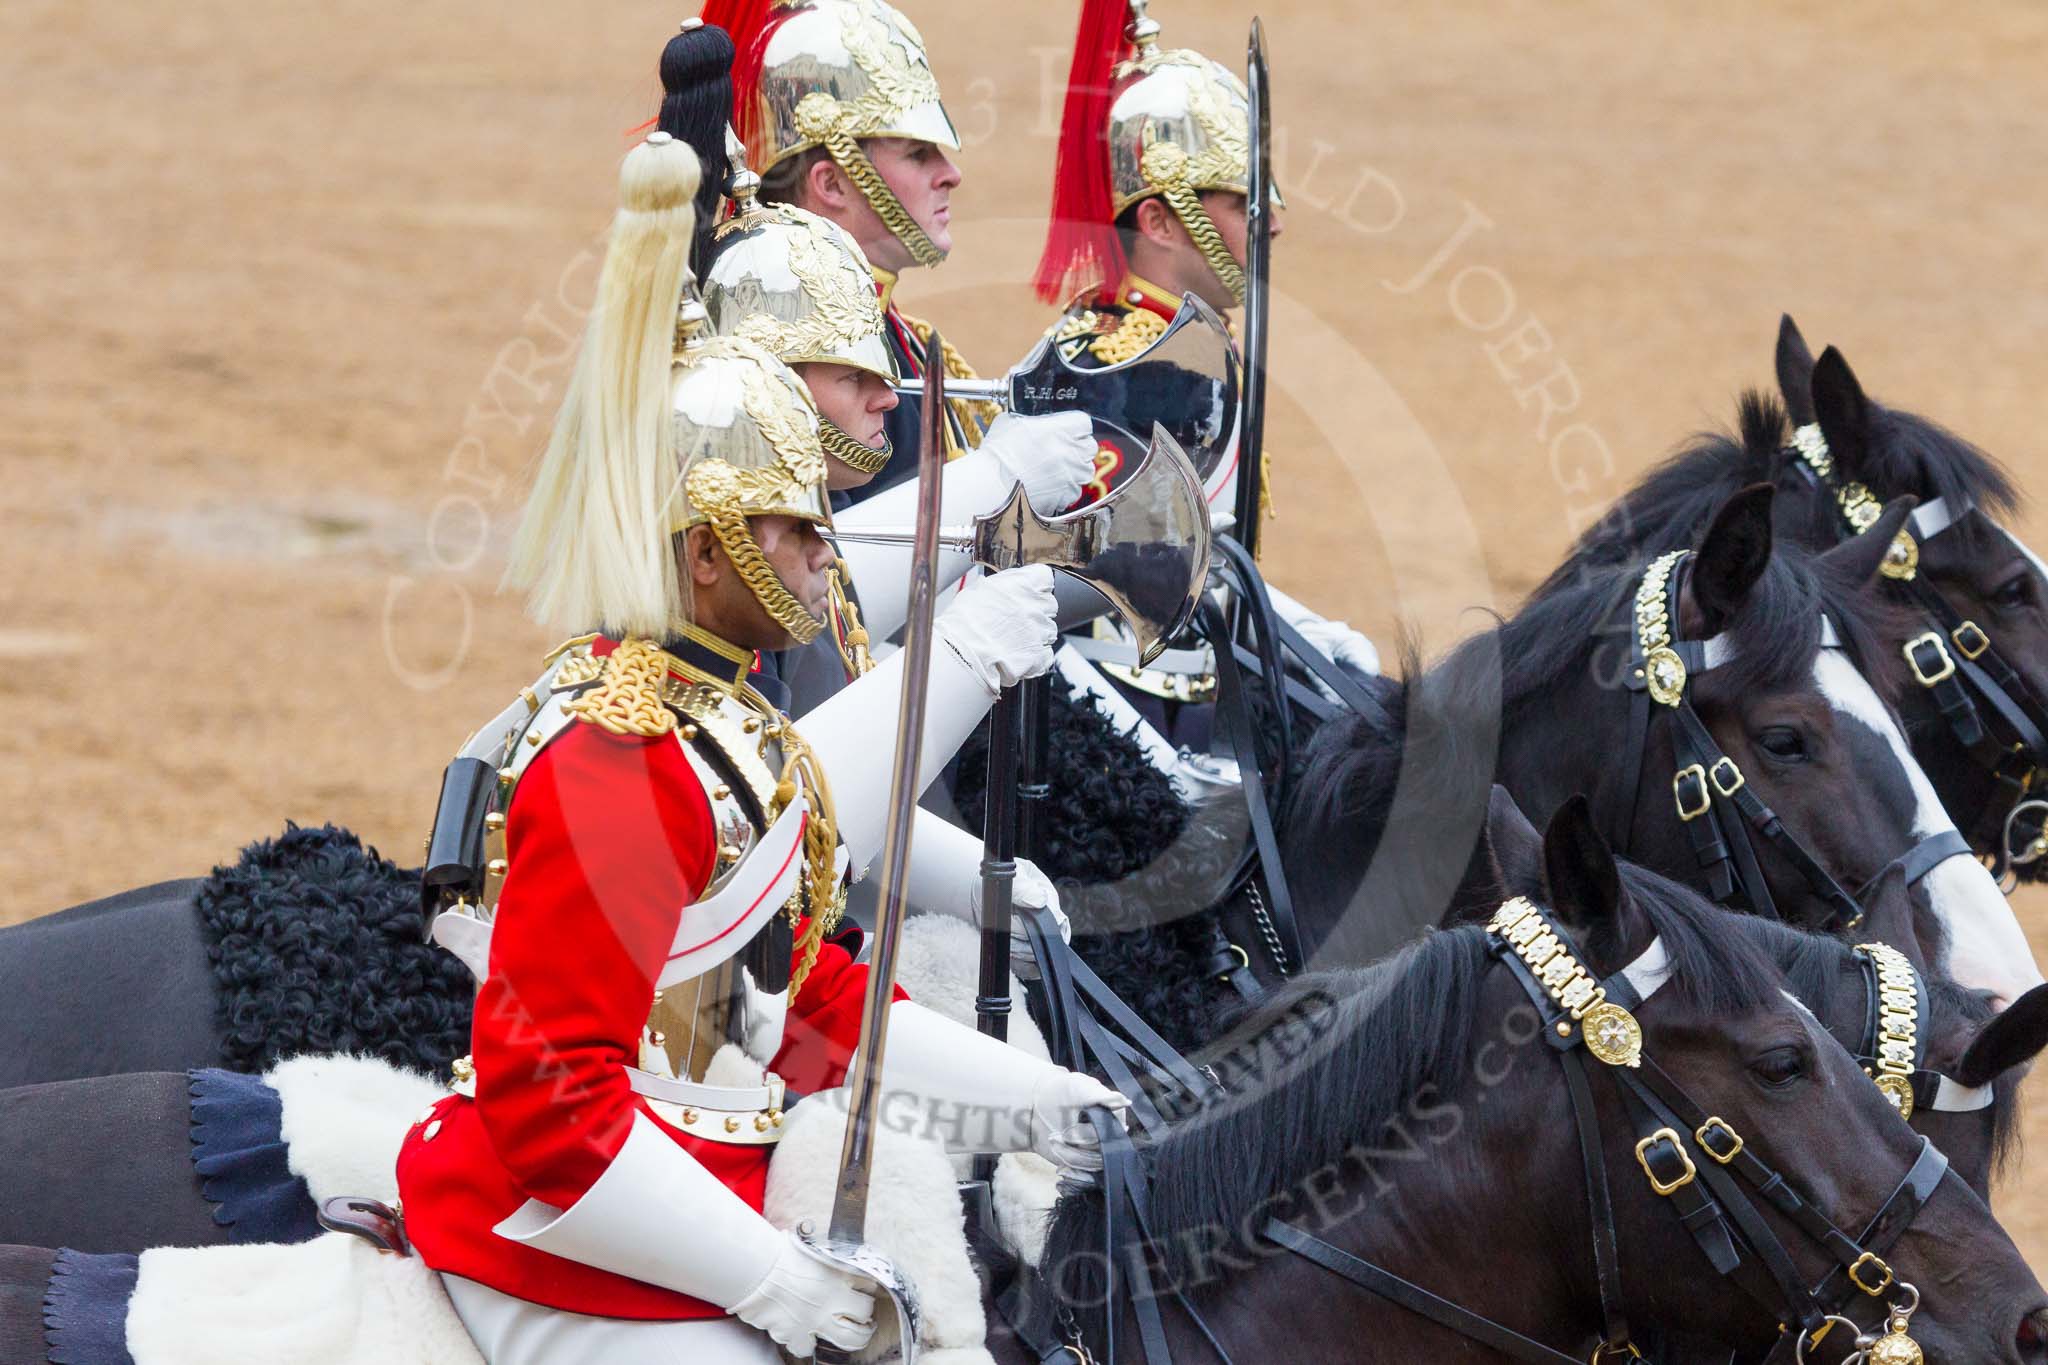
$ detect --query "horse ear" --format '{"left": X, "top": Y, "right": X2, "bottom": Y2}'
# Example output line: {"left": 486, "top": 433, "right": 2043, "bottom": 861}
{"left": 1811, "top": 346, "right": 1874, "bottom": 483}
{"left": 1541, "top": 795, "right": 1626, "bottom": 940}
{"left": 1690, "top": 484, "right": 1776, "bottom": 634}
{"left": 1484, "top": 785, "right": 1544, "bottom": 894}
{"left": 1776, "top": 314, "right": 1817, "bottom": 424}
{"left": 1954, "top": 982, "right": 2048, "bottom": 1089}
{"left": 1821, "top": 494, "right": 1918, "bottom": 588}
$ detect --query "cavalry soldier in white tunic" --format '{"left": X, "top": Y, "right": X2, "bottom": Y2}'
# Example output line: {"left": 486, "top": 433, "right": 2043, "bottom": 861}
{"left": 396, "top": 132, "right": 1126, "bottom": 1365}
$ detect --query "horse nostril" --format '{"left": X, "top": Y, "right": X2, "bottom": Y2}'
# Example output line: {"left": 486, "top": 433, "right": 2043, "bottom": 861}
{"left": 2019, "top": 1306, "right": 2048, "bottom": 1357}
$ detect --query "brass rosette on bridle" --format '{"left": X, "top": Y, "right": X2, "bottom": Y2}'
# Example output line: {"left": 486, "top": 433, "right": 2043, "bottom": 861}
{"left": 1108, "top": 8, "right": 1281, "bottom": 306}
{"left": 753, "top": 0, "right": 958, "bottom": 268}
{"left": 1856, "top": 942, "right": 1922, "bottom": 1120}
{"left": 669, "top": 334, "right": 832, "bottom": 644}
{"left": 1788, "top": 422, "right": 1919, "bottom": 581}
{"left": 1488, "top": 897, "right": 1643, "bottom": 1067}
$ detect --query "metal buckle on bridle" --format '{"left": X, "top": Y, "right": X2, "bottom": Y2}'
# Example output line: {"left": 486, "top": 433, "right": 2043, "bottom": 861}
{"left": 1633, "top": 1127, "right": 1697, "bottom": 1196}
{"left": 1693, "top": 1116, "right": 1745, "bottom": 1165}
{"left": 1903, "top": 631, "right": 1957, "bottom": 688}
{"left": 1589, "top": 1339, "right": 1645, "bottom": 1363}
{"left": 1674, "top": 764, "right": 1712, "bottom": 821}
{"left": 1709, "top": 756, "right": 1745, "bottom": 798}
{"left": 1847, "top": 1251, "right": 1895, "bottom": 1297}
{"left": 1951, "top": 619, "right": 1991, "bottom": 661}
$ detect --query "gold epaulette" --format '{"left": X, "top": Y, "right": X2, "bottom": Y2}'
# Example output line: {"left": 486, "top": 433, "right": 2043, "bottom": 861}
{"left": 899, "top": 312, "right": 1001, "bottom": 445}
{"left": 561, "top": 637, "right": 679, "bottom": 737}
{"left": 1051, "top": 304, "right": 1169, "bottom": 367}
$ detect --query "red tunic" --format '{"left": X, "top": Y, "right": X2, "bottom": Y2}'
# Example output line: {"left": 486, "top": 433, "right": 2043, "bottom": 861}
{"left": 396, "top": 702, "right": 887, "bottom": 1321}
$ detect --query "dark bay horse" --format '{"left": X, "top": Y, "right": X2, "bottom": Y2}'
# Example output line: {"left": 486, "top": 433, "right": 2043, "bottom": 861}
{"left": 1557, "top": 315, "right": 2048, "bottom": 881}
{"left": 1034, "top": 802, "right": 2048, "bottom": 1363}
{"left": 1293, "top": 481, "right": 2042, "bottom": 1004}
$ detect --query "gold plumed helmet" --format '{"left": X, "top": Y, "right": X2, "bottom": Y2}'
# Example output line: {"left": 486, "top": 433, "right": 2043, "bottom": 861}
{"left": 1108, "top": 3, "right": 1274, "bottom": 304}
{"left": 724, "top": 0, "right": 958, "bottom": 268}
{"left": 672, "top": 300, "right": 833, "bottom": 643}
{"left": 705, "top": 197, "right": 897, "bottom": 475}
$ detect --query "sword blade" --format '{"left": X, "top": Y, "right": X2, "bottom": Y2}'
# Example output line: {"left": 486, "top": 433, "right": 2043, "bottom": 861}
{"left": 826, "top": 327, "right": 950, "bottom": 1247}
{"left": 1235, "top": 17, "right": 1274, "bottom": 562}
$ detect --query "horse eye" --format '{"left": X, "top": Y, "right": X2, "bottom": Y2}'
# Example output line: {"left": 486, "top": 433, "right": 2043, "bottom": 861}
{"left": 1755, "top": 727, "right": 1808, "bottom": 762}
{"left": 1749, "top": 1046, "right": 1807, "bottom": 1088}
{"left": 1992, "top": 574, "right": 2035, "bottom": 609}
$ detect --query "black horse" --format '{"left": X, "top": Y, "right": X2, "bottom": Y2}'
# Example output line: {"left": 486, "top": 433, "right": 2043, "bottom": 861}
{"left": 1033, "top": 801, "right": 2048, "bottom": 1363}
{"left": 1556, "top": 315, "right": 2048, "bottom": 880}
{"left": 1293, "top": 481, "right": 2043, "bottom": 1004}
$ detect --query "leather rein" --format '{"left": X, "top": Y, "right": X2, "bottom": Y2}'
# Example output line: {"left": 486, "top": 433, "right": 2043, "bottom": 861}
{"left": 1787, "top": 423, "right": 2048, "bottom": 880}
{"left": 1606, "top": 550, "right": 1966, "bottom": 933}
{"left": 1013, "top": 899, "right": 1950, "bottom": 1365}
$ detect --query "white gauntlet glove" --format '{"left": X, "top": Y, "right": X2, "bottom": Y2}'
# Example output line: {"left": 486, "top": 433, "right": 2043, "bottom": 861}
{"left": 934, "top": 564, "right": 1059, "bottom": 696}
{"left": 1028, "top": 1068, "right": 1132, "bottom": 1171}
{"left": 1269, "top": 584, "right": 1380, "bottom": 695}
{"left": 730, "top": 1232, "right": 880, "bottom": 1356}
{"left": 883, "top": 1000, "right": 1133, "bottom": 1170}
{"left": 977, "top": 410, "right": 1100, "bottom": 515}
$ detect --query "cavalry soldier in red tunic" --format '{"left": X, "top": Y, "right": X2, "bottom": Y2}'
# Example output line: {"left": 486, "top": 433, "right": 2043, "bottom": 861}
{"left": 396, "top": 131, "right": 1125, "bottom": 1365}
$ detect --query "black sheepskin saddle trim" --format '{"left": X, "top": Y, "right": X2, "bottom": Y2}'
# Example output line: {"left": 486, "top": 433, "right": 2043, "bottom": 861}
{"left": 194, "top": 824, "right": 473, "bottom": 1076}
{"left": 951, "top": 677, "right": 1241, "bottom": 1051}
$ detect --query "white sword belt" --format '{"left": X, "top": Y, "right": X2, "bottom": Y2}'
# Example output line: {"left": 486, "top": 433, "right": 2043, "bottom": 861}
{"left": 449, "top": 1061, "right": 790, "bottom": 1147}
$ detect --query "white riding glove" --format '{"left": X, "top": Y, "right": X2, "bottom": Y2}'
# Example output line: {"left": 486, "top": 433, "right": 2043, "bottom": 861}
{"left": 903, "top": 814, "right": 1069, "bottom": 970}
{"left": 1269, "top": 584, "right": 1380, "bottom": 695}
{"left": 934, "top": 564, "right": 1060, "bottom": 696}
{"left": 882, "top": 1000, "right": 1132, "bottom": 1170}
{"left": 730, "top": 1233, "right": 879, "bottom": 1356}
{"left": 975, "top": 410, "right": 1100, "bottom": 515}
{"left": 493, "top": 1113, "right": 885, "bottom": 1352}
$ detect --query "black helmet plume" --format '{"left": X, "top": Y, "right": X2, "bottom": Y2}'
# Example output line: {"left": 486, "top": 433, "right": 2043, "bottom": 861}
{"left": 657, "top": 22, "right": 737, "bottom": 277}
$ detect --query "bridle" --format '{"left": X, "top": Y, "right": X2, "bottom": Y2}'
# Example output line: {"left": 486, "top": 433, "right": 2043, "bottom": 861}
{"left": 1787, "top": 423, "right": 2048, "bottom": 880}
{"left": 1607, "top": 549, "right": 1968, "bottom": 933}
{"left": 1849, "top": 940, "right": 1995, "bottom": 1124}
{"left": 1017, "top": 899, "right": 1951, "bottom": 1365}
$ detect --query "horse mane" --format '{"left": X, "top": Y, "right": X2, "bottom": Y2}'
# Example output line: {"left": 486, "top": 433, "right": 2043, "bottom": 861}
{"left": 1864, "top": 403, "right": 2018, "bottom": 529}
{"left": 1547, "top": 389, "right": 1789, "bottom": 588}
{"left": 1043, "top": 863, "right": 1787, "bottom": 1299}
{"left": 1746, "top": 918, "right": 2023, "bottom": 1171}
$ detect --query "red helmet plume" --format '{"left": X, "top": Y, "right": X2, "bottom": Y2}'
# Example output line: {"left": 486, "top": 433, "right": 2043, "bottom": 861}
{"left": 1031, "top": 0, "right": 1135, "bottom": 305}
{"left": 700, "top": 0, "right": 780, "bottom": 152}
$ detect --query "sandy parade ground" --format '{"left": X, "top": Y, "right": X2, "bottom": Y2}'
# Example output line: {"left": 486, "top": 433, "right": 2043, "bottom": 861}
{"left": 4, "top": 0, "right": 2045, "bottom": 1271}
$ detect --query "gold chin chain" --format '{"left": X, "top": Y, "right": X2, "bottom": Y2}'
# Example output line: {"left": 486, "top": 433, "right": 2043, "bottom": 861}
{"left": 1163, "top": 182, "right": 1245, "bottom": 305}
{"left": 1856, "top": 942, "right": 1921, "bottom": 1120}
{"left": 705, "top": 507, "right": 826, "bottom": 646}
{"left": 809, "top": 118, "right": 948, "bottom": 270}
{"left": 820, "top": 418, "right": 891, "bottom": 476}
{"left": 756, "top": 697, "right": 847, "bottom": 1002}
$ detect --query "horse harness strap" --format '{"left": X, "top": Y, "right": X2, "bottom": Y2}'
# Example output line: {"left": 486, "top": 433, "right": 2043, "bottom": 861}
{"left": 1790, "top": 436, "right": 2048, "bottom": 871}
{"left": 1265, "top": 899, "right": 1946, "bottom": 1365}
{"left": 1852, "top": 941, "right": 1995, "bottom": 1119}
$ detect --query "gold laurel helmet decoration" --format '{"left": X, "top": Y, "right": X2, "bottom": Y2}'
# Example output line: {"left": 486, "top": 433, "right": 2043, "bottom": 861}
{"left": 752, "top": 0, "right": 959, "bottom": 269}
{"left": 1105, "top": 9, "right": 1280, "bottom": 306}
{"left": 670, "top": 333, "right": 832, "bottom": 645}
{"left": 706, "top": 203, "right": 896, "bottom": 382}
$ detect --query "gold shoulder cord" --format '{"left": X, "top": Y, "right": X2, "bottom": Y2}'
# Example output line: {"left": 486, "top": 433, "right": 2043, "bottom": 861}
{"left": 563, "top": 638, "right": 679, "bottom": 737}
{"left": 900, "top": 313, "right": 1001, "bottom": 443}
{"left": 827, "top": 561, "right": 873, "bottom": 679}
{"left": 753, "top": 695, "right": 847, "bottom": 1002}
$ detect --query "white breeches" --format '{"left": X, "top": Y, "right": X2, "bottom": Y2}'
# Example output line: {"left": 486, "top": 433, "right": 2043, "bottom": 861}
{"left": 442, "top": 1275, "right": 780, "bottom": 1365}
